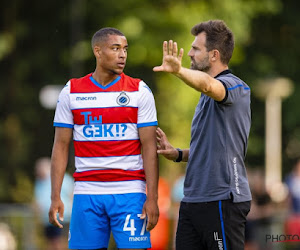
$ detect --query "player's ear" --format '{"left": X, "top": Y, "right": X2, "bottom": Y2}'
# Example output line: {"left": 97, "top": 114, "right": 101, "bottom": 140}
{"left": 93, "top": 45, "right": 101, "bottom": 58}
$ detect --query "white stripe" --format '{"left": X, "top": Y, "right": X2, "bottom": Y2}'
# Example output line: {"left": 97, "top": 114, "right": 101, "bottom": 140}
{"left": 73, "top": 180, "right": 146, "bottom": 194}
{"left": 75, "top": 155, "right": 143, "bottom": 172}
{"left": 70, "top": 92, "right": 139, "bottom": 109}
{"left": 137, "top": 81, "right": 157, "bottom": 125}
{"left": 73, "top": 123, "right": 139, "bottom": 141}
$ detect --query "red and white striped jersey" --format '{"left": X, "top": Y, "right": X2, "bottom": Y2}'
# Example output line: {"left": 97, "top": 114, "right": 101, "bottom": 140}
{"left": 53, "top": 73, "right": 158, "bottom": 194}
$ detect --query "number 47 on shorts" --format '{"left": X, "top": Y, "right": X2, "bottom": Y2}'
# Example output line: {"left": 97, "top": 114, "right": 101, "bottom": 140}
{"left": 123, "top": 214, "right": 146, "bottom": 236}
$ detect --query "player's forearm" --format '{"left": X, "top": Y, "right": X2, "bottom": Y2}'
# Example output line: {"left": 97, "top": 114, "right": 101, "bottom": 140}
{"left": 143, "top": 149, "right": 159, "bottom": 201}
{"left": 50, "top": 143, "right": 69, "bottom": 200}
{"left": 51, "top": 127, "right": 72, "bottom": 200}
{"left": 139, "top": 126, "right": 159, "bottom": 200}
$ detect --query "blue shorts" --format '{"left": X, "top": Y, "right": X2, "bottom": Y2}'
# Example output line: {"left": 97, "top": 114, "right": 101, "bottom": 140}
{"left": 68, "top": 193, "right": 151, "bottom": 249}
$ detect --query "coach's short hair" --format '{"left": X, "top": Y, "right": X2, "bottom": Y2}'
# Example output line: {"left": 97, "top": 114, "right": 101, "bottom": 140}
{"left": 91, "top": 27, "right": 125, "bottom": 48}
{"left": 191, "top": 20, "right": 234, "bottom": 65}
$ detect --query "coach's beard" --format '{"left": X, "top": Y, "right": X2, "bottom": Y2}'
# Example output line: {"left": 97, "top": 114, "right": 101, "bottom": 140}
{"left": 190, "top": 60, "right": 211, "bottom": 73}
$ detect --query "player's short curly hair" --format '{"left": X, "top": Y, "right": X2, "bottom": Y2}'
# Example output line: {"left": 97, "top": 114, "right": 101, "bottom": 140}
{"left": 91, "top": 27, "right": 125, "bottom": 48}
{"left": 191, "top": 20, "right": 234, "bottom": 65}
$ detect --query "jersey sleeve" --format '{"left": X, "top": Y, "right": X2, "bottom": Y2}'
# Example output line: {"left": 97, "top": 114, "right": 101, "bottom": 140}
{"left": 218, "top": 76, "right": 250, "bottom": 105}
{"left": 53, "top": 81, "right": 74, "bottom": 128}
{"left": 137, "top": 81, "right": 158, "bottom": 128}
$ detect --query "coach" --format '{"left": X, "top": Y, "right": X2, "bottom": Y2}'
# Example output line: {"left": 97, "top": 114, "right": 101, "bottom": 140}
{"left": 154, "top": 20, "right": 252, "bottom": 250}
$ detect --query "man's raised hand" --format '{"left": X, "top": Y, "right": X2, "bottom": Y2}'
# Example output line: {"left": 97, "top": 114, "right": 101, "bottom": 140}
{"left": 153, "top": 40, "right": 184, "bottom": 74}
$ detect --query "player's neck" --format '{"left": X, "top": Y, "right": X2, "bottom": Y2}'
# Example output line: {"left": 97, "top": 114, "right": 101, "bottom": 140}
{"left": 92, "top": 70, "right": 120, "bottom": 86}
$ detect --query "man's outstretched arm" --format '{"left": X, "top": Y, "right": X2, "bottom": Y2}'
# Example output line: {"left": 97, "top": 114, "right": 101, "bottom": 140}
{"left": 153, "top": 40, "right": 225, "bottom": 101}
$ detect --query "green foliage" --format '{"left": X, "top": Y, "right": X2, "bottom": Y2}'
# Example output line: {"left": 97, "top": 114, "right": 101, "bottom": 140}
{"left": 0, "top": 0, "right": 293, "bottom": 201}
{"left": 232, "top": 0, "right": 300, "bottom": 175}
{"left": 10, "top": 172, "right": 33, "bottom": 203}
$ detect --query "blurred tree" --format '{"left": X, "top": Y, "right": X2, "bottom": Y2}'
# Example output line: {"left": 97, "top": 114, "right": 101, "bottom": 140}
{"left": 0, "top": 0, "right": 291, "bottom": 202}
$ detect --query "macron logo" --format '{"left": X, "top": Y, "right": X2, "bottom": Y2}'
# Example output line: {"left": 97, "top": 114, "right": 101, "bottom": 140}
{"left": 76, "top": 96, "right": 97, "bottom": 101}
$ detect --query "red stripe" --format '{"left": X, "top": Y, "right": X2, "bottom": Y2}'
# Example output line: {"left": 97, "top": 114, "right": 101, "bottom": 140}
{"left": 73, "top": 169, "right": 145, "bottom": 182}
{"left": 74, "top": 140, "right": 141, "bottom": 157}
{"left": 70, "top": 73, "right": 140, "bottom": 93}
{"left": 72, "top": 107, "right": 138, "bottom": 125}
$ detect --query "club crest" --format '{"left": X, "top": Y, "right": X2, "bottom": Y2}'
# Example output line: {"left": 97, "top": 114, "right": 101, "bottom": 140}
{"left": 117, "top": 92, "right": 130, "bottom": 106}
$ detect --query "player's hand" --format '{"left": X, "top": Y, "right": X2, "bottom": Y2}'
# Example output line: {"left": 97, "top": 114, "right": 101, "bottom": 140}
{"left": 153, "top": 40, "right": 184, "bottom": 74}
{"left": 156, "top": 127, "right": 178, "bottom": 161}
{"left": 140, "top": 198, "right": 159, "bottom": 231}
{"left": 48, "top": 198, "right": 64, "bottom": 228}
